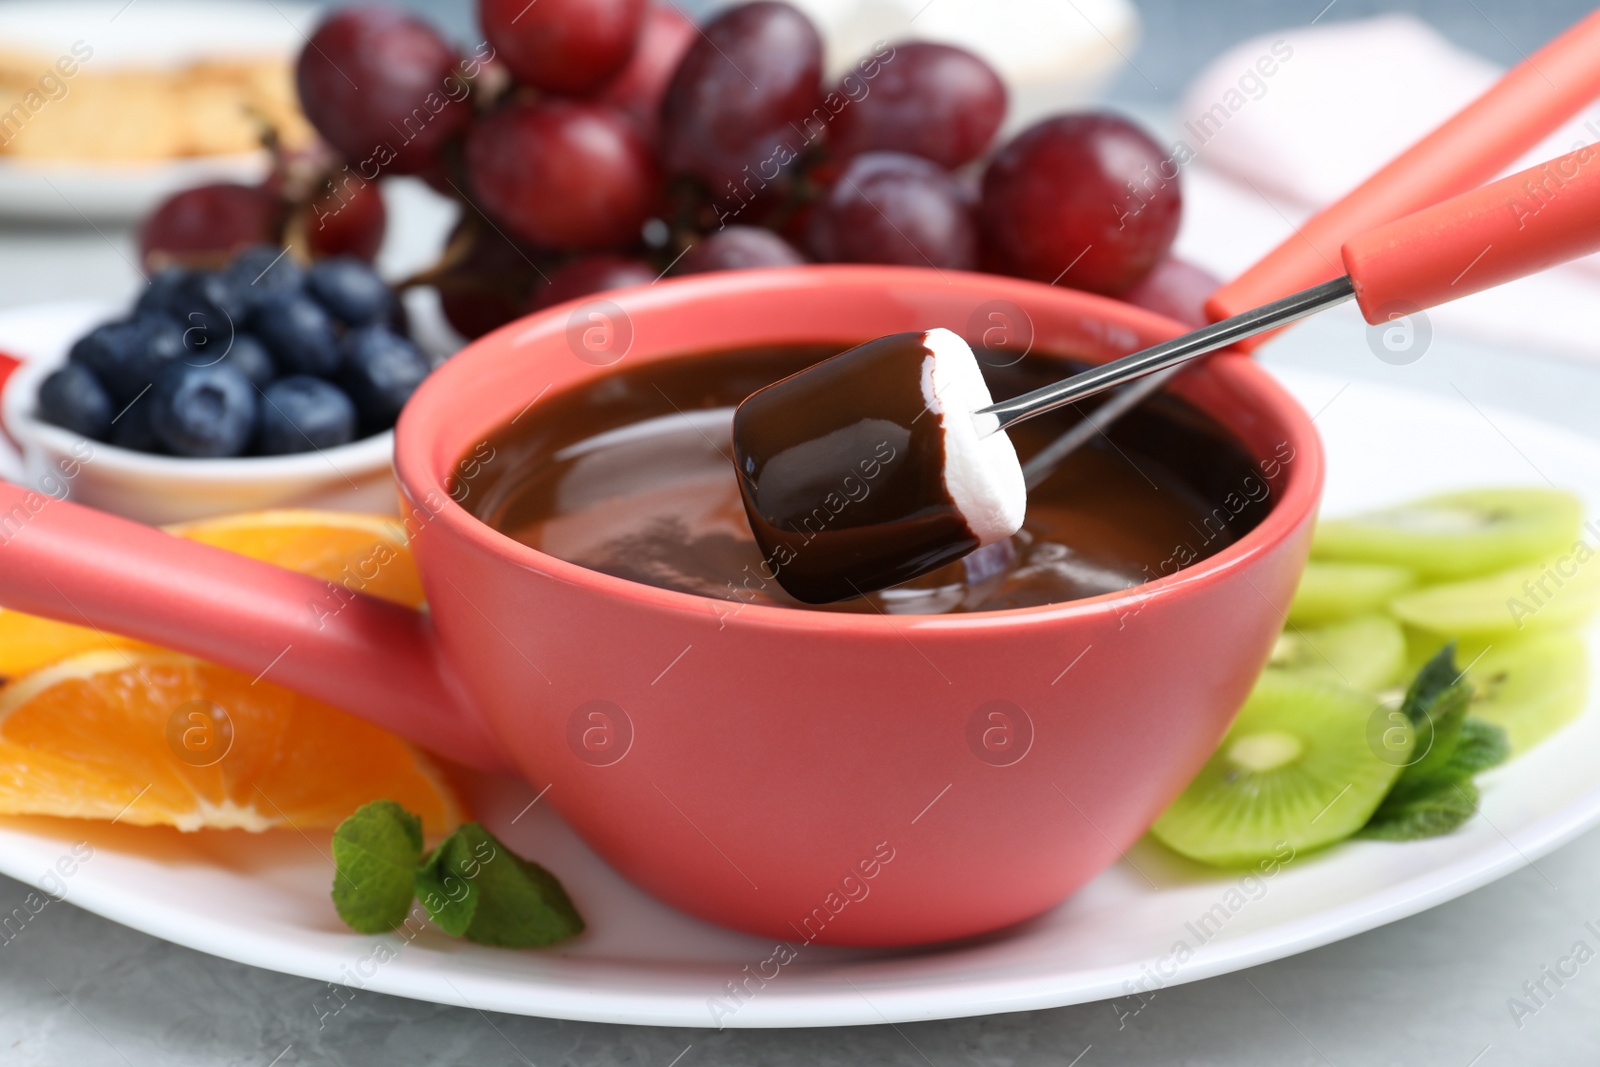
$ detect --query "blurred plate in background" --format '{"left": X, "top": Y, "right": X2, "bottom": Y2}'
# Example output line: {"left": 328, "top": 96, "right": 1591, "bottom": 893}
{"left": 0, "top": 0, "right": 317, "bottom": 221}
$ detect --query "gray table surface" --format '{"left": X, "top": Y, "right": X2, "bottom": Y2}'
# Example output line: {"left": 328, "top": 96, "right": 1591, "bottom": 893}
{"left": 5, "top": 1, "right": 1600, "bottom": 1063}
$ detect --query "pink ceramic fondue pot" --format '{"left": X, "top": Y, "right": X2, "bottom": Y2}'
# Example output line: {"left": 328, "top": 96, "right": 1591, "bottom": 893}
{"left": 0, "top": 266, "right": 1321, "bottom": 946}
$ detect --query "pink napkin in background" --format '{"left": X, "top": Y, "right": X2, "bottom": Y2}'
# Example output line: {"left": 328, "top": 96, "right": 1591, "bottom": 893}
{"left": 1168, "top": 15, "right": 1600, "bottom": 361}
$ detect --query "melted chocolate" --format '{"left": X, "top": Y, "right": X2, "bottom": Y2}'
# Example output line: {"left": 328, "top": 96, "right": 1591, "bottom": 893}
{"left": 731, "top": 332, "right": 975, "bottom": 603}
{"left": 466, "top": 344, "right": 1272, "bottom": 616}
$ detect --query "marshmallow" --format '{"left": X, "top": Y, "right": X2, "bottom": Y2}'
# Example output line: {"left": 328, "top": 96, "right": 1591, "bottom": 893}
{"left": 731, "top": 328, "right": 1028, "bottom": 603}
{"left": 920, "top": 327, "right": 1027, "bottom": 547}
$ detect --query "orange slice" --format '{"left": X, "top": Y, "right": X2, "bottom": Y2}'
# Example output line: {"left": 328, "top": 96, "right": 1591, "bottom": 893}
{"left": 168, "top": 509, "right": 422, "bottom": 606}
{"left": 0, "top": 649, "right": 460, "bottom": 834}
{"left": 0, "top": 611, "right": 143, "bottom": 681}
{"left": 0, "top": 509, "right": 421, "bottom": 681}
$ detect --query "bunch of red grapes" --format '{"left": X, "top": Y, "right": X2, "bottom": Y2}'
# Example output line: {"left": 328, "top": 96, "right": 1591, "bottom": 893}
{"left": 142, "top": 0, "right": 1207, "bottom": 339}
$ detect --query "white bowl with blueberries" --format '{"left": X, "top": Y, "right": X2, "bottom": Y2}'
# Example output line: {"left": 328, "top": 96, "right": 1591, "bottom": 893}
{"left": 1, "top": 247, "right": 435, "bottom": 525}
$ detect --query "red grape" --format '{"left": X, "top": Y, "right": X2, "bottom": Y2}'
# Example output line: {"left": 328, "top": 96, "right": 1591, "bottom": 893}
{"left": 1121, "top": 256, "right": 1220, "bottom": 328}
{"left": 306, "top": 175, "right": 387, "bottom": 262}
{"left": 660, "top": 2, "right": 823, "bottom": 190}
{"left": 776, "top": 197, "right": 817, "bottom": 247}
{"left": 467, "top": 99, "right": 659, "bottom": 251}
{"left": 530, "top": 254, "right": 656, "bottom": 310}
{"left": 415, "top": 159, "right": 458, "bottom": 198}
{"left": 434, "top": 221, "right": 549, "bottom": 339}
{"left": 677, "top": 226, "right": 806, "bottom": 274}
{"left": 439, "top": 281, "right": 523, "bottom": 340}
{"left": 658, "top": 174, "right": 793, "bottom": 239}
{"left": 594, "top": 3, "right": 697, "bottom": 141}
{"left": 480, "top": 0, "right": 646, "bottom": 95}
{"left": 980, "top": 113, "right": 1181, "bottom": 295}
{"left": 806, "top": 152, "right": 976, "bottom": 270}
{"left": 139, "top": 183, "right": 284, "bottom": 269}
{"left": 295, "top": 6, "right": 470, "bottom": 176}
{"left": 830, "top": 42, "right": 1005, "bottom": 170}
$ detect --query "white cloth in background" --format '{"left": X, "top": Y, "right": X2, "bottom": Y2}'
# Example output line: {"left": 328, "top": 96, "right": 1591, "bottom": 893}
{"left": 1169, "top": 15, "right": 1600, "bottom": 361}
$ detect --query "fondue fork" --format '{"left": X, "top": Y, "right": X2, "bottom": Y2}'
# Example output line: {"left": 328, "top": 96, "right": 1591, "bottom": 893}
{"left": 977, "top": 275, "right": 1350, "bottom": 437}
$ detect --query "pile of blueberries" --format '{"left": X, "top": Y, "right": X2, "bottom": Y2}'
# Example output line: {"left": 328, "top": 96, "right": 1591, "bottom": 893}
{"left": 37, "top": 247, "right": 432, "bottom": 458}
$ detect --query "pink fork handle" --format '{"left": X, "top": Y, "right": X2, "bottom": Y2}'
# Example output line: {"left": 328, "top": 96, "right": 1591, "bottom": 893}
{"left": 0, "top": 480, "right": 506, "bottom": 771}
{"left": 1209, "top": 7, "right": 1600, "bottom": 337}
{"left": 1344, "top": 145, "right": 1600, "bottom": 318}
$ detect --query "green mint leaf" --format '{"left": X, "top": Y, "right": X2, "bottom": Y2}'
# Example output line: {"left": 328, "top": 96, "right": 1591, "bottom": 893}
{"left": 1395, "top": 644, "right": 1473, "bottom": 786}
{"left": 1398, "top": 643, "right": 1463, "bottom": 726}
{"left": 415, "top": 832, "right": 480, "bottom": 937}
{"left": 1359, "top": 778, "right": 1479, "bottom": 841}
{"left": 467, "top": 853, "right": 585, "bottom": 948}
{"left": 1445, "top": 717, "right": 1511, "bottom": 778}
{"left": 331, "top": 800, "right": 423, "bottom": 934}
{"left": 426, "top": 823, "right": 584, "bottom": 948}
{"left": 331, "top": 807, "right": 584, "bottom": 949}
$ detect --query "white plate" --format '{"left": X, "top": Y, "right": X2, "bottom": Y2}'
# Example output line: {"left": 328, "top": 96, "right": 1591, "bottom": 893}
{"left": 0, "top": 366, "right": 1597, "bottom": 1028}
{"left": 0, "top": 0, "right": 317, "bottom": 220}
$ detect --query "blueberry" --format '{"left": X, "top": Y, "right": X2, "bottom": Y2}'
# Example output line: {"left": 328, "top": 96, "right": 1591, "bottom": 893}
{"left": 213, "top": 333, "right": 277, "bottom": 389}
{"left": 134, "top": 267, "right": 190, "bottom": 319}
{"left": 337, "top": 325, "right": 431, "bottom": 431}
{"left": 37, "top": 364, "right": 113, "bottom": 440}
{"left": 255, "top": 376, "right": 357, "bottom": 454}
{"left": 306, "top": 257, "right": 393, "bottom": 327}
{"left": 109, "top": 393, "right": 164, "bottom": 453}
{"left": 130, "top": 314, "right": 188, "bottom": 382}
{"left": 249, "top": 292, "right": 341, "bottom": 377}
{"left": 149, "top": 363, "right": 256, "bottom": 457}
{"left": 387, "top": 297, "right": 411, "bottom": 337}
{"left": 68, "top": 314, "right": 186, "bottom": 404}
{"left": 225, "top": 245, "right": 304, "bottom": 311}
{"left": 67, "top": 319, "right": 126, "bottom": 372}
{"left": 170, "top": 271, "right": 245, "bottom": 356}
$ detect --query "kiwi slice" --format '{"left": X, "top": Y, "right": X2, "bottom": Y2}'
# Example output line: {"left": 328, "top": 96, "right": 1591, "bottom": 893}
{"left": 1390, "top": 555, "right": 1600, "bottom": 637}
{"left": 1268, "top": 614, "right": 1407, "bottom": 693}
{"left": 1312, "top": 488, "right": 1583, "bottom": 580}
{"left": 1461, "top": 632, "right": 1590, "bottom": 752}
{"left": 1150, "top": 672, "right": 1405, "bottom": 867}
{"left": 1402, "top": 625, "right": 1456, "bottom": 676}
{"left": 1289, "top": 561, "right": 1415, "bottom": 625}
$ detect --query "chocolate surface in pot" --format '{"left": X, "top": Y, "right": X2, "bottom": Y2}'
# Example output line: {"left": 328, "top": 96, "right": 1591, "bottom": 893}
{"left": 465, "top": 343, "right": 1273, "bottom": 615}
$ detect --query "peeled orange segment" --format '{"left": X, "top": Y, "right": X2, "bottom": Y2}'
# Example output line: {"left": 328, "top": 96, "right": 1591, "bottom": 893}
{"left": 0, "top": 650, "right": 461, "bottom": 834}
{"left": 0, "top": 509, "right": 422, "bottom": 681}
{"left": 1311, "top": 487, "right": 1583, "bottom": 581}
